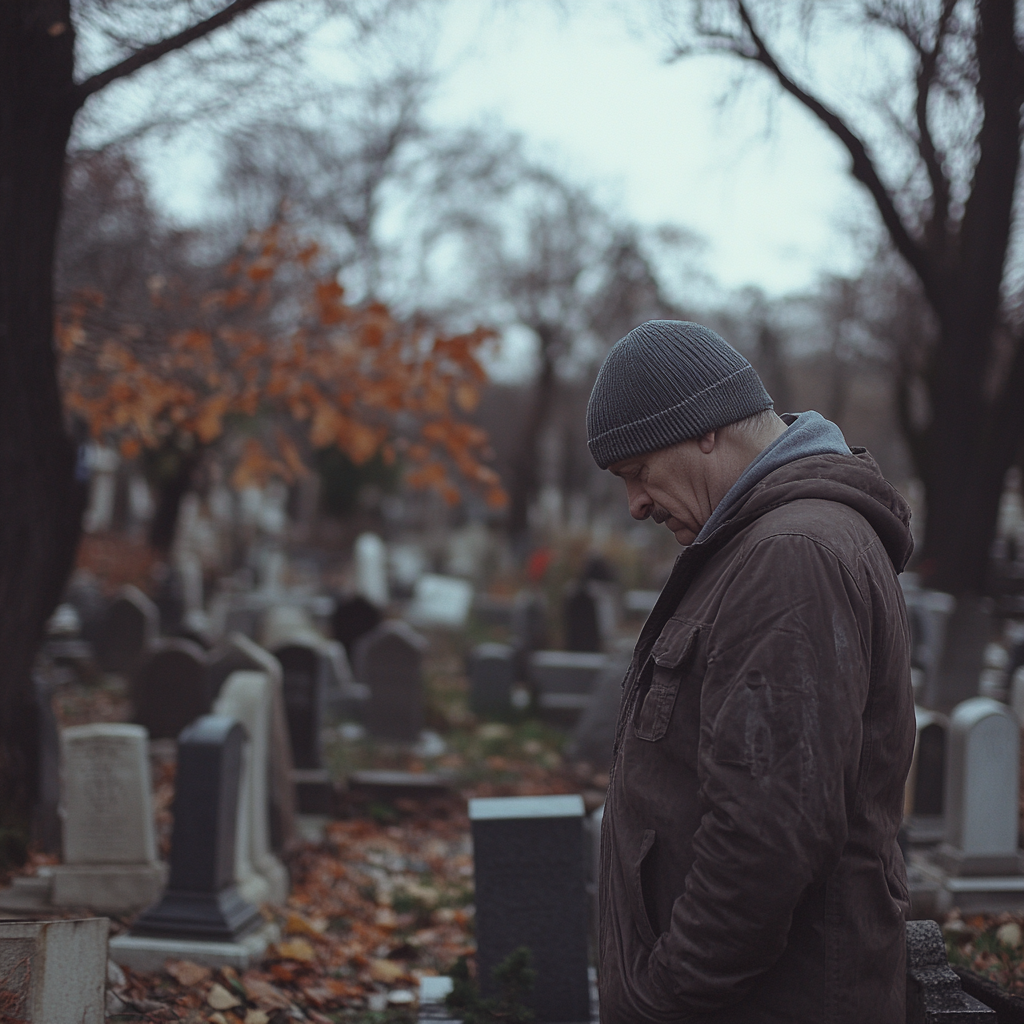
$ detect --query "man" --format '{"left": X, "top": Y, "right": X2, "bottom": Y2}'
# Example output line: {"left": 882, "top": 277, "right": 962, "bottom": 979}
{"left": 587, "top": 321, "right": 914, "bottom": 1023}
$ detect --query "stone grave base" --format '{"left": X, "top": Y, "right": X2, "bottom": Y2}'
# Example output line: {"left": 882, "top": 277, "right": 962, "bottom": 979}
{"left": 109, "top": 921, "right": 280, "bottom": 971}
{"left": 0, "top": 870, "right": 54, "bottom": 913}
{"left": 936, "top": 843, "right": 1024, "bottom": 877}
{"left": 296, "top": 814, "right": 330, "bottom": 843}
{"left": 944, "top": 876, "right": 1024, "bottom": 915}
{"left": 51, "top": 862, "right": 167, "bottom": 912}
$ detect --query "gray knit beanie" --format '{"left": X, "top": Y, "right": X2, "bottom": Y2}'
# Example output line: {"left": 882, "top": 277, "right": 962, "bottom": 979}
{"left": 586, "top": 320, "right": 773, "bottom": 469}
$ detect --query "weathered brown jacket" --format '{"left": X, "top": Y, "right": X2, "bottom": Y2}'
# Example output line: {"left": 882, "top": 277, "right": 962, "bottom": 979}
{"left": 599, "top": 450, "right": 915, "bottom": 1024}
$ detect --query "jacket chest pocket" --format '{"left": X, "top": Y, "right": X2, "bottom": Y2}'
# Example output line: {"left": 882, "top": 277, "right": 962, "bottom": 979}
{"left": 633, "top": 624, "right": 700, "bottom": 742}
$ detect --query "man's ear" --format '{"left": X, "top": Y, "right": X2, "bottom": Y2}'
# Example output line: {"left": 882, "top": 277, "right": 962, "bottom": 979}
{"left": 697, "top": 430, "right": 716, "bottom": 454}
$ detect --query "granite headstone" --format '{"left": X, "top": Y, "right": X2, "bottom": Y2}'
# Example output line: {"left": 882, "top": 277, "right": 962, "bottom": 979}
{"left": 468, "top": 643, "right": 516, "bottom": 719}
{"left": 131, "top": 637, "right": 209, "bottom": 740}
{"left": 95, "top": 585, "right": 158, "bottom": 675}
{"left": 356, "top": 620, "right": 427, "bottom": 743}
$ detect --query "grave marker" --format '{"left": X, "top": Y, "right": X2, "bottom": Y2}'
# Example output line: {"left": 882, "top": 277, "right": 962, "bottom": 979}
{"left": 563, "top": 584, "right": 602, "bottom": 652}
{"left": 355, "top": 621, "right": 427, "bottom": 743}
{"left": 95, "top": 584, "right": 158, "bottom": 675}
{"left": 355, "top": 531, "right": 389, "bottom": 607}
{"left": 331, "top": 594, "right": 382, "bottom": 662}
{"left": 468, "top": 643, "right": 516, "bottom": 719}
{"left": 529, "top": 651, "right": 608, "bottom": 728}
{"left": 938, "top": 697, "right": 1021, "bottom": 876}
{"left": 51, "top": 723, "right": 167, "bottom": 911}
{"left": 111, "top": 715, "right": 272, "bottom": 971}
{"left": 470, "top": 795, "right": 590, "bottom": 1024}
{"left": 213, "top": 671, "right": 289, "bottom": 904}
{"left": 131, "top": 637, "right": 209, "bottom": 740}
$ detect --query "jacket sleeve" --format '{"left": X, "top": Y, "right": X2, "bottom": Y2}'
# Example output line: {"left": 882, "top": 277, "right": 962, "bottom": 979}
{"left": 637, "top": 533, "right": 872, "bottom": 1018}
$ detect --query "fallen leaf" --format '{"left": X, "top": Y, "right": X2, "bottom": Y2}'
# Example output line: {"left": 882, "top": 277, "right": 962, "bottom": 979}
{"left": 208, "top": 1014, "right": 229, "bottom": 1024}
{"left": 369, "top": 958, "right": 406, "bottom": 984}
{"left": 244, "top": 1012, "right": 270, "bottom": 1024}
{"left": 207, "top": 982, "right": 242, "bottom": 1010}
{"left": 242, "top": 977, "right": 292, "bottom": 1010}
{"left": 166, "top": 959, "right": 212, "bottom": 987}
{"left": 284, "top": 911, "right": 327, "bottom": 938}
{"left": 275, "top": 938, "right": 316, "bottom": 962}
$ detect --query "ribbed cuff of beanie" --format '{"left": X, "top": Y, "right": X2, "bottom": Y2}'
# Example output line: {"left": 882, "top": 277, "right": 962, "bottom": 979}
{"left": 587, "top": 363, "right": 772, "bottom": 469}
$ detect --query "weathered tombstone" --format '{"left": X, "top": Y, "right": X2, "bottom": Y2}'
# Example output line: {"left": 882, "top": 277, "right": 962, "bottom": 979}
{"left": 110, "top": 715, "right": 270, "bottom": 971}
{"left": 512, "top": 592, "right": 548, "bottom": 651}
{"left": 468, "top": 643, "right": 516, "bottom": 719}
{"left": 407, "top": 573, "right": 474, "bottom": 629}
{"left": 529, "top": 651, "right": 609, "bottom": 728}
{"left": 902, "top": 709, "right": 948, "bottom": 847}
{"left": 355, "top": 531, "right": 389, "bottom": 607}
{"left": 1012, "top": 666, "right": 1024, "bottom": 725}
{"left": 261, "top": 604, "right": 319, "bottom": 652}
{"left": 563, "top": 584, "right": 602, "bottom": 652}
{"left": 0, "top": 918, "right": 108, "bottom": 1024}
{"left": 95, "top": 584, "right": 158, "bottom": 675}
{"left": 274, "top": 639, "right": 335, "bottom": 813}
{"left": 905, "top": 919, "right": 996, "bottom": 1022}
{"left": 903, "top": 586, "right": 957, "bottom": 709}
{"left": 32, "top": 673, "right": 61, "bottom": 854}
{"left": 213, "top": 671, "right": 289, "bottom": 904}
{"left": 566, "top": 653, "right": 632, "bottom": 766}
{"left": 935, "top": 595, "right": 993, "bottom": 711}
{"left": 131, "top": 637, "right": 209, "bottom": 740}
{"left": 469, "top": 795, "right": 590, "bottom": 1024}
{"left": 355, "top": 621, "right": 427, "bottom": 743}
{"left": 207, "top": 634, "right": 297, "bottom": 854}
{"left": 938, "top": 697, "right": 1021, "bottom": 876}
{"left": 50, "top": 724, "right": 166, "bottom": 911}
{"left": 331, "top": 594, "right": 382, "bottom": 662}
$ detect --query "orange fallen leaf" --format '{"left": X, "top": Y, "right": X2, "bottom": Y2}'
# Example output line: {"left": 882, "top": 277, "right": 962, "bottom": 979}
{"left": 242, "top": 977, "right": 292, "bottom": 1010}
{"left": 284, "top": 911, "right": 326, "bottom": 939}
{"left": 165, "top": 959, "right": 211, "bottom": 987}
{"left": 274, "top": 937, "right": 316, "bottom": 962}
{"left": 369, "top": 958, "right": 406, "bottom": 984}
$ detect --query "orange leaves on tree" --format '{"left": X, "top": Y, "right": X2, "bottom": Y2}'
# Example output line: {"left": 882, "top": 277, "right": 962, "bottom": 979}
{"left": 58, "top": 221, "right": 506, "bottom": 509}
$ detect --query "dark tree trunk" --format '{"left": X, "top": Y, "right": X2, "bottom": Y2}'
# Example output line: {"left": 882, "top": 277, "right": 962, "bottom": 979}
{"left": 0, "top": 2, "right": 86, "bottom": 857}
{"left": 147, "top": 448, "right": 202, "bottom": 553}
{"left": 506, "top": 324, "right": 561, "bottom": 542}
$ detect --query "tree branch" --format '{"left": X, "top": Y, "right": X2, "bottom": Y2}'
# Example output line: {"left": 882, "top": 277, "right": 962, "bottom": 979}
{"left": 728, "top": 1, "right": 940, "bottom": 306}
{"left": 73, "top": 0, "right": 277, "bottom": 106}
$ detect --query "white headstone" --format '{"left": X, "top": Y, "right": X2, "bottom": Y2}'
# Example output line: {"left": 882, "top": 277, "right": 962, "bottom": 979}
{"left": 407, "top": 573, "right": 473, "bottom": 629}
{"left": 355, "top": 532, "right": 389, "bottom": 607}
{"left": 938, "top": 696, "right": 1021, "bottom": 876}
{"left": 51, "top": 724, "right": 166, "bottom": 911}
{"left": 1011, "top": 666, "right": 1024, "bottom": 725}
{"left": 214, "top": 672, "right": 289, "bottom": 904}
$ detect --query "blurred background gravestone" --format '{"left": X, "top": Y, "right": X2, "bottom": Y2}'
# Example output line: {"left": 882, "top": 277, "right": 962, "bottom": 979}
{"left": 131, "top": 637, "right": 209, "bottom": 740}
{"left": 356, "top": 621, "right": 427, "bottom": 743}
{"left": 95, "top": 585, "right": 158, "bottom": 676}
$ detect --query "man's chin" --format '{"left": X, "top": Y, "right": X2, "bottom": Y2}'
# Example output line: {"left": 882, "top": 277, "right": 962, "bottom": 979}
{"left": 668, "top": 522, "right": 696, "bottom": 545}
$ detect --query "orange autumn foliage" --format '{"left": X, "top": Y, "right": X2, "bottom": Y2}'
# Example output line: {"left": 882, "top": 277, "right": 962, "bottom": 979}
{"left": 58, "top": 224, "right": 507, "bottom": 509}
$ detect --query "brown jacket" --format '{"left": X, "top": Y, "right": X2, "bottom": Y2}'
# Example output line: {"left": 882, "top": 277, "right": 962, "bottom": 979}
{"left": 599, "top": 450, "right": 915, "bottom": 1024}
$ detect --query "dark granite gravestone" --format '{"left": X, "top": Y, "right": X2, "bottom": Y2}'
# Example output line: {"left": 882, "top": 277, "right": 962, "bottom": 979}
{"left": 903, "top": 709, "right": 949, "bottom": 848}
{"left": 32, "top": 674, "right": 62, "bottom": 854}
{"left": 130, "top": 715, "right": 263, "bottom": 942}
{"left": 207, "top": 635, "right": 297, "bottom": 854}
{"left": 468, "top": 643, "right": 515, "bottom": 719}
{"left": 131, "top": 638, "right": 209, "bottom": 740}
{"left": 529, "top": 651, "right": 609, "bottom": 728}
{"left": 905, "top": 919, "right": 995, "bottom": 1022}
{"left": 331, "top": 595, "right": 382, "bottom": 663}
{"left": 563, "top": 584, "right": 602, "bottom": 653}
{"left": 95, "top": 585, "right": 158, "bottom": 675}
{"left": 566, "top": 652, "right": 632, "bottom": 767}
{"left": 470, "top": 795, "right": 590, "bottom": 1024}
{"left": 273, "top": 639, "right": 335, "bottom": 814}
{"left": 355, "top": 621, "right": 427, "bottom": 743}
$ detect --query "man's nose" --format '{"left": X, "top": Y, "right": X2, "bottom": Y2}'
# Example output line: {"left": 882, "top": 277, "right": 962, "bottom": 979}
{"left": 626, "top": 482, "right": 652, "bottom": 520}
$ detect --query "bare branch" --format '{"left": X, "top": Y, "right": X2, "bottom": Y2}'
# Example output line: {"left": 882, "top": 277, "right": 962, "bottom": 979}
{"left": 74, "top": 0, "right": 277, "bottom": 106}
{"left": 728, "top": 1, "right": 939, "bottom": 305}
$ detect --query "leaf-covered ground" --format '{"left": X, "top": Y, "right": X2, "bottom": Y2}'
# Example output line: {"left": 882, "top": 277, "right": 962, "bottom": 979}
{"left": 943, "top": 911, "right": 1024, "bottom": 995}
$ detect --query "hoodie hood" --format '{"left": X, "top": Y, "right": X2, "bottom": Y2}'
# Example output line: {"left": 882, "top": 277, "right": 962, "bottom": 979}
{"left": 716, "top": 448, "right": 915, "bottom": 574}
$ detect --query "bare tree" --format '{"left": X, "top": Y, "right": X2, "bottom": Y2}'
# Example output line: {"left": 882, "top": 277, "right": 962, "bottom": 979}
{"left": 664, "top": 0, "right": 1024, "bottom": 594}
{"left": 0, "top": 0, "right": 405, "bottom": 860}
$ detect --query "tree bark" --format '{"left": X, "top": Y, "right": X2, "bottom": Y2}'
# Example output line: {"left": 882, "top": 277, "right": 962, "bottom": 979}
{"left": 0, "top": 1, "right": 87, "bottom": 856}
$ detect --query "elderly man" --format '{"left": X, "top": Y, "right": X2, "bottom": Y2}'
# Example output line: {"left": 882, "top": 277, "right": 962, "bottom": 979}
{"left": 588, "top": 321, "right": 914, "bottom": 1024}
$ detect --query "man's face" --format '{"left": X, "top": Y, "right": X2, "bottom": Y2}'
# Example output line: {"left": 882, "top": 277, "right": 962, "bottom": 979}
{"left": 609, "top": 437, "right": 716, "bottom": 546}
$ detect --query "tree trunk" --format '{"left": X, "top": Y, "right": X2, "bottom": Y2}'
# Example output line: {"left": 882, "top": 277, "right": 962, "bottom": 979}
{"left": 0, "top": 2, "right": 86, "bottom": 860}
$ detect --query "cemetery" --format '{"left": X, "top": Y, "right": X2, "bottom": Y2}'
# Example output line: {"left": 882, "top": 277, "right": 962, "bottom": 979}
{"left": 6, "top": 3, "right": 1024, "bottom": 1021}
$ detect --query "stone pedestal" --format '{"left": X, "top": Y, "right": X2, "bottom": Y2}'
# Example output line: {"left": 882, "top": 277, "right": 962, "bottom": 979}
{"left": 470, "top": 794, "right": 590, "bottom": 1024}
{"left": 905, "top": 919, "right": 995, "bottom": 1022}
{"left": 0, "top": 918, "right": 108, "bottom": 1024}
{"left": 52, "top": 863, "right": 166, "bottom": 911}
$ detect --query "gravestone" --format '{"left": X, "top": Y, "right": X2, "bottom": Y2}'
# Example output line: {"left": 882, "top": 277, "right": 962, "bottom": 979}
{"left": 470, "top": 795, "right": 590, "bottom": 1024}
{"left": 331, "top": 594, "right": 382, "bottom": 662}
{"left": 905, "top": 919, "right": 996, "bottom": 1022}
{"left": 468, "top": 643, "right": 516, "bottom": 719}
{"left": 902, "top": 709, "right": 948, "bottom": 847}
{"left": 207, "top": 634, "right": 297, "bottom": 854}
{"left": 512, "top": 592, "right": 548, "bottom": 652}
{"left": 51, "top": 723, "right": 167, "bottom": 911}
{"left": 95, "top": 584, "right": 158, "bottom": 674}
{"left": 32, "top": 673, "right": 61, "bottom": 854}
{"left": 563, "top": 584, "right": 602, "bottom": 652}
{"left": 355, "top": 531, "right": 389, "bottom": 607}
{"left": 111, "top": 715, "right": 270, "bottom": 970}
{"left": 274, "top": 638, "right": 335, "bottom": 813}
{"left": 355, "top": 621, "right": 427, "bottom": 743}
{"left": 213, "top": 671, "right": 289, "bottom": 904}
{"left": 938, "top": 697, "right": 1021, "bottom": 876}
{"left": 529, "top": 651, "right": 609, "bottom": 728}
{"left": 407, "top": 573, "right": 474, "bottom": 629}
{"left": 1010, "top": 666, "right": 1024, "bottom": 725}
{"left": 566, "top": 652, "right": 632, "bottom": 766}
{"left": 935, "top": 595, "right": 992, "bottom": 711}
{"left": 131, "top": 637, "right": 209, "bottom": 740}
{"left": 0, "top": 918, "right": 108, "bottom": 1024}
